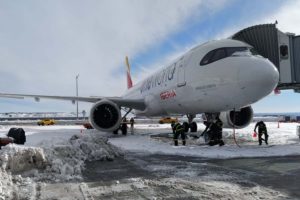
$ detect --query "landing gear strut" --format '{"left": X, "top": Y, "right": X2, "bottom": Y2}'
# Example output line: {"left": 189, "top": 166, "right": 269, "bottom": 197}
{"left": 113, "top": 108, "right": 132, "bottom": 135}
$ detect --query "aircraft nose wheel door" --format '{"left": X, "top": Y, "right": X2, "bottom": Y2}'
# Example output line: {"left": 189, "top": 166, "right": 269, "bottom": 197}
{"left": 177, "top": 57, "right": 186, "bottom": 87}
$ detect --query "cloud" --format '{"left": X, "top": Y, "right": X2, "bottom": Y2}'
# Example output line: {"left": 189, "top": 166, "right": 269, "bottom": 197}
{"left": 217, "top": 0, "right": 300, "bottom": 39}
{"left": 0, "top": 0, "right": 221, "bottom": 112}
{"left": 264, "top": 0, "right": 300, "bottom": 34}
{"left": 2, "top": 0, "right": 298, "bottom": 113}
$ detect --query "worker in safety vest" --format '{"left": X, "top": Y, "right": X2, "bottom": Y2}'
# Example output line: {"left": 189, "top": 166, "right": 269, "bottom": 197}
{"left": 171, "top": 122, "right": 186, "bottom": 146}
{"left": 254, "top": 121, "right": 268, "bottom": 145}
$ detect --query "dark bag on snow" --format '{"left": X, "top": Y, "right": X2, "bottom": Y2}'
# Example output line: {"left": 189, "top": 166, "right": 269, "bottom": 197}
{"left": 7, "top": 128, "right": 26, "bottom": 145}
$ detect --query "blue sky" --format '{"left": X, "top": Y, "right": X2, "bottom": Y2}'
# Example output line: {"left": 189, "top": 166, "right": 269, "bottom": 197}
{"left": 0, "top": 0, "right": 300, "bottom": 113}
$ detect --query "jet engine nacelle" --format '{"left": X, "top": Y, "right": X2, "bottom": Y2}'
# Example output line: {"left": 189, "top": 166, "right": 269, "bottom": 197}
{"left": 89, "top": 99, "right": 121, "bottom": 132}
{"left": 219, "top": 106, "right": 253, "bottom": 129}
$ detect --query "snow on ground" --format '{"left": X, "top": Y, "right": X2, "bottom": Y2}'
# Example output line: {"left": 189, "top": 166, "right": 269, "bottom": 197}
{"left": 110, "top": 122, "right": 300, "bottom": 158}
{"left": 0, "top": 122, "right": 299, "bottom": 199}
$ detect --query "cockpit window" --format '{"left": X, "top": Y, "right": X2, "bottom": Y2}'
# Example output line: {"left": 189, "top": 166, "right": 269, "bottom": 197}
{"left": 200, "top": 46, "right": 252, "bottom": 66}
{"left": 210, "top": 48, "right": 226, "bottom": 63}
{"left": 249, "top": 48, "right": 259, "bottom": 55}
{"left": 226, "top": 47, "right": 248, "bottom": 56}
{"left": 200, "top": 50, "right": 215, "bottom": 65}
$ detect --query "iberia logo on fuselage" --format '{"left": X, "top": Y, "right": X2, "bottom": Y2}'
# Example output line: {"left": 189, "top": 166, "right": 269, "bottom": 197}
{"left": 160, "top": 90, "right": 176, "bottom": 100}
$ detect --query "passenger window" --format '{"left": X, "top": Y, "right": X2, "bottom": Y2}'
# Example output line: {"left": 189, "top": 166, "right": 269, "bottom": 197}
{"left": 280, "top": 45, "right": 288, "bottom": 59}
{"left": 210, "top": 49, "right": 226, "bottom": 63}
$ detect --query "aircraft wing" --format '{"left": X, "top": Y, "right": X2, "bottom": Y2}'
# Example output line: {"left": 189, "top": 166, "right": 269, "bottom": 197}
{"left": 0, "top": 93, "right": 146, "bottom": 110}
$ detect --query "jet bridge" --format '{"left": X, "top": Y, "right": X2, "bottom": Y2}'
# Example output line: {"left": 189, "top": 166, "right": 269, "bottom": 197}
{"left": 231, "top": 23, "right": 300, "bottom": 92}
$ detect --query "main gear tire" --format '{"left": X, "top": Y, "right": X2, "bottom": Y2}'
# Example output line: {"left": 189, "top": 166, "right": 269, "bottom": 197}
{"left": 182, "top": 122, "right": 189, "bottom": 133}
{"left": 121, "top": 124, "right": 127, "bottom": 135}
{"left": 190, "top": 122, "right": 197, "bottom": 132}
{"left": 113, "top": 129, "right": 119, "bottom": 135}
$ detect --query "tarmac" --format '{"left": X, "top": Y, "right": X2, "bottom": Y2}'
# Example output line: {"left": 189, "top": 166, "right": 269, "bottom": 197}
{"left": 82, "top": 153, "right": 300, "bottom": 199}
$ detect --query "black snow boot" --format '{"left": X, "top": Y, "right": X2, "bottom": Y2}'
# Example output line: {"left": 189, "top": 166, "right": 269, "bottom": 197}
{"left": 219, "top": 140, "right": 225, "bottom": 146}
{"left": 174, "top": 140, "right": 178, "bottom": 146}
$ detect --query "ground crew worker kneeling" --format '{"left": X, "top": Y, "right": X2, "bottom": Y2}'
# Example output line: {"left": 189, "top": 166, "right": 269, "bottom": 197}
{"left": 171, "top": 122, "right": 186, "bottom": 146}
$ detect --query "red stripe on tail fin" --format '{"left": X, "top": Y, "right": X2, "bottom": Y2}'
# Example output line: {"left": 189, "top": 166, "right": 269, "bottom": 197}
{"left": 125, "top": 56, "right": 133, "bottom": 89}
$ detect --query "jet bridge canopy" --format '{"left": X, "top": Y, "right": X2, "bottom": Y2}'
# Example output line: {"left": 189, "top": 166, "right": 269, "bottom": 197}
{"left": 232, "top": 23, "right": 300, "bottom": 92}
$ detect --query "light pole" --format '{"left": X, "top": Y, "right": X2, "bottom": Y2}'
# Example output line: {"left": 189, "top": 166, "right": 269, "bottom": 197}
{"left": 76, "top": 74, "right": 79, "bottom": 120}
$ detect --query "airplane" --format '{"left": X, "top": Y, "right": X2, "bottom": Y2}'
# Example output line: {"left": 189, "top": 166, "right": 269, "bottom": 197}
{"left": 0, "top": 39, "right": 279, "bottom": 137}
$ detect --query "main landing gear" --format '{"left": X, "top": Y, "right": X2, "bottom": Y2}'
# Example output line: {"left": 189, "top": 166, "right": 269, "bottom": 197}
{"left": 201, "top": 113, "right": 224, "bottom": 145}
{"left": 113, "top": 108, "right": 132, "bottom": 136}
{"left": 113, "top": 123, "right": 128, "bottom": 135}
{"left": 182, "top": 114, "right": 198, "bottom": 133}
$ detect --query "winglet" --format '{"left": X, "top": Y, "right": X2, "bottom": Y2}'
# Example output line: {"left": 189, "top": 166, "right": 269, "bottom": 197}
{"left": 125, "top": 56, "right": 133, "bottom": 89}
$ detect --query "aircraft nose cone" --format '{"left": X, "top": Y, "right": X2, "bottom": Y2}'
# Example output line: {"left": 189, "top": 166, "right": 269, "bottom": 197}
{"left": 239, "top": 57, "right": 279, "bottom": 102}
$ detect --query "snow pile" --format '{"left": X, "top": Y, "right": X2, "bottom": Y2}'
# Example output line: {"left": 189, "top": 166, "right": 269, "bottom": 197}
{"left": 41, "top": 134, "right": 122, "bottom": 181}
{"left": 0, "top": 133, "right": 122, "bottom": 181}
{"left": 0, "top": 146, "right": 46, "bottom": 173}
{"left": 0, "top": 146, "right": 46, "bottom": 198}
{"left": 0, "top": 132, "right": 122, "bottom": 199}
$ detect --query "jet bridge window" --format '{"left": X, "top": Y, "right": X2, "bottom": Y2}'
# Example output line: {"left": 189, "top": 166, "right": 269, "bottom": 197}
{"left": 280, "top": 45, "right": 288, "bottom": 59}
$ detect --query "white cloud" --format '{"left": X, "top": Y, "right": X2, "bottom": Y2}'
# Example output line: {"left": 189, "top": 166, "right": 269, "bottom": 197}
{"left": 0, "top": 0, "right": 228, "bottom": 112}
{"left": 264, "top": 0, "right": 300, "bottom": 34}
{"left": 217, "top": 0, "right": 300, "bottom": 39}
{"left": 4, "top": 0, "right": 298, "bottom": 113}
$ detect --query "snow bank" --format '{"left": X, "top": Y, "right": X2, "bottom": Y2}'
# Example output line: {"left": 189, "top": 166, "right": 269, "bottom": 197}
{"left": 41, "top": 134, "right": 122, "bottom": 181}
{"left": 0, "top": 133, "right": 122, "bottom": 181}
{"left": 0, "top": 132, "right": 122, "bottom": 199}
{"left": 0, "top": 146, "right": 46, "bottom": 173}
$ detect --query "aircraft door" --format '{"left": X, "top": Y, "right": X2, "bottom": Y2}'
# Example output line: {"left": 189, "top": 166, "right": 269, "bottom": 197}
{"left": 177, "top": 57, "right": 186, "bottom": 87}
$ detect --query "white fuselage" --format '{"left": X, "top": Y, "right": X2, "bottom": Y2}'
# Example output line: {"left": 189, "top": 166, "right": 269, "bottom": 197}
{"left": 122, "top": 39, "right": 279, "bottom": 117}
